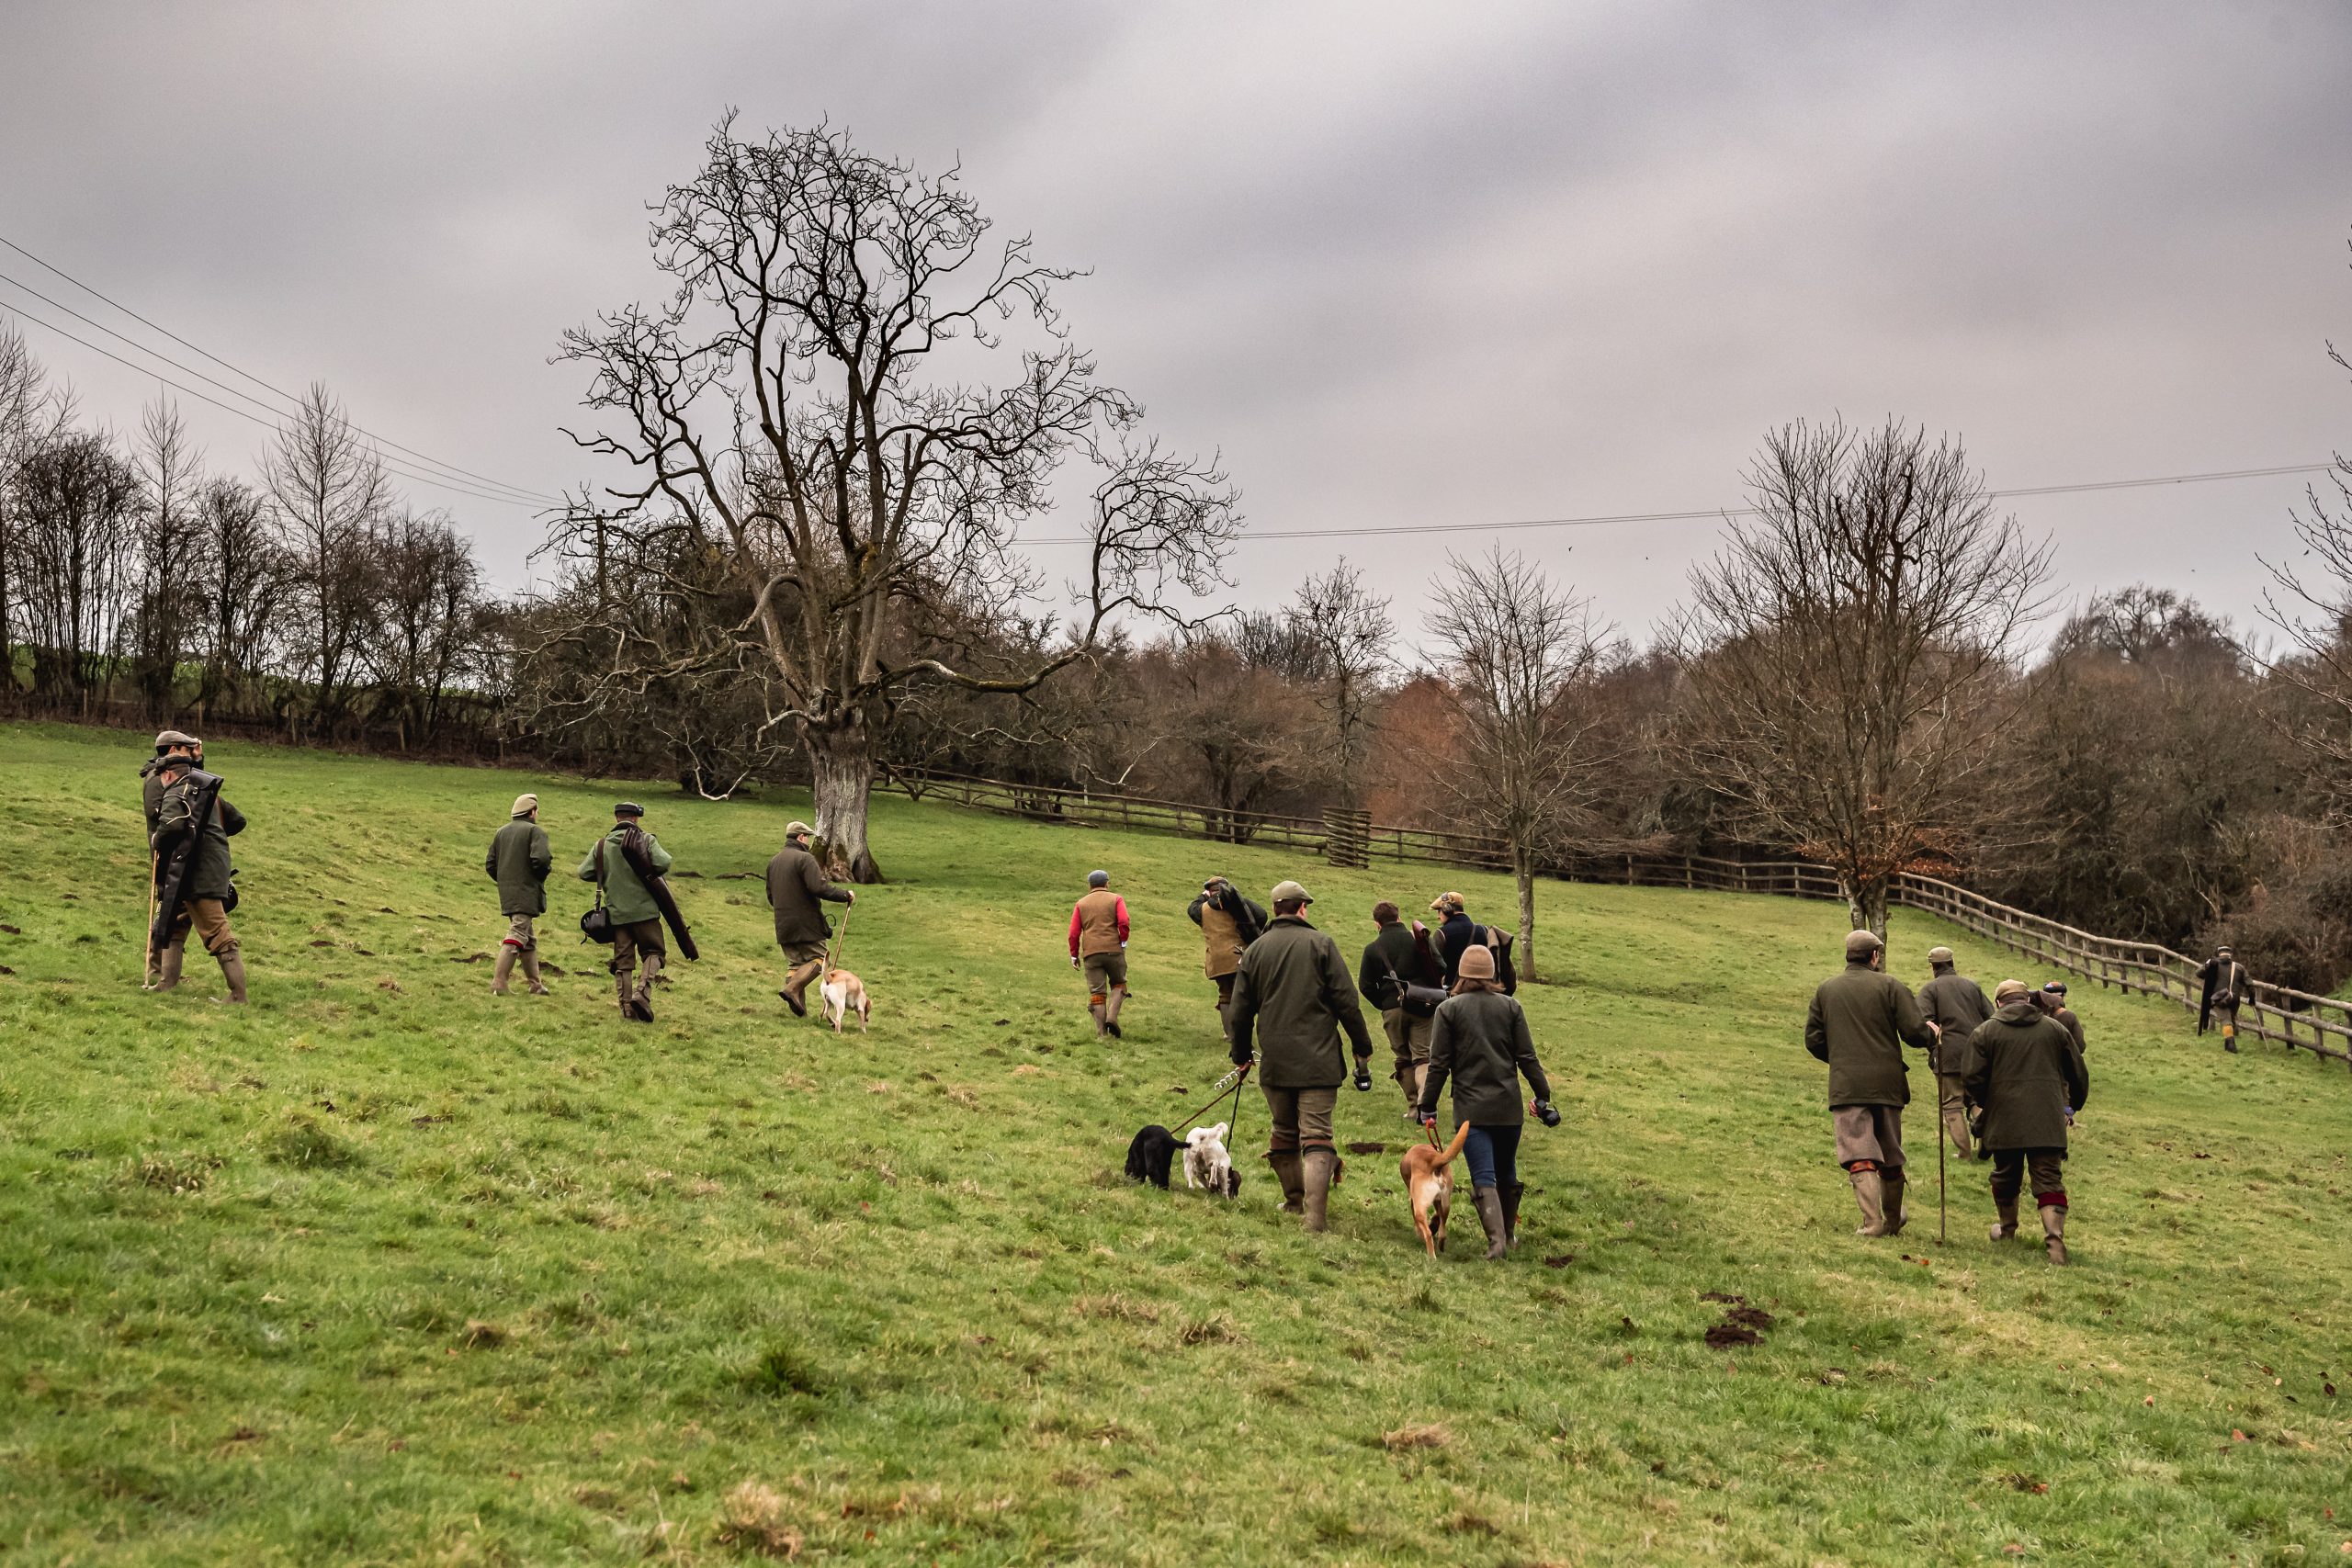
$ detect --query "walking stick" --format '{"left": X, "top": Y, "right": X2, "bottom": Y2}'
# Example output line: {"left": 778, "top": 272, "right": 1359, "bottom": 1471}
{"left": 1932, "top": 1036, "right": 1948, "bottom": 1246}
{"left": 826, "top": 897, "right": 853, "bottom": 978}
{"left": 142, "top": 850, "right": 159, "bottom": 987}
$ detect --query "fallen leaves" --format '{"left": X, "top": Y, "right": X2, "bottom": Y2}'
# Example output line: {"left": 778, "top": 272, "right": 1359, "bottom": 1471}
{"left": 1381, "top": 1423, "right": 1451, "bottom": 1450}
{"left": 2003, "top": 1472, "right": 2050, "bottom": 1494}
{"left": 1543, "top": 1253, "right": 1577, "bottom": 1269}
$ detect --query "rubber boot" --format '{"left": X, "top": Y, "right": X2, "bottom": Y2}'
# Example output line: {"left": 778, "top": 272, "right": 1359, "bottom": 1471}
{"left": 1397, "top": 1064, "right": 1423, "bottom": 1123}
{"left": 492, "top": 947, "right": 516, "bottom": 996}
{"left": 781, "top": 959, "right": 822, "bottom": 1018}
{"left": 1088, "top": 999, "right": 1105, "bottom": 1036}
{"left": 155, "top": 944, "right": 185, "bottom": 994}
{"left": 1944, "top": 1106, "right": 1972, "bottom": 1160}
{"left": 1849, "top": 1168, "right": 1890, "bottom": 1235}
{"left": 2041, "top": 1202, "right": 2068, "bottom": 1266}
{"left": 634, "top": 953, "right": 661, "bottom": 1022}
{"left": 1103, "top": 987, "right": 1124, "bottom": 1039}
{"left": 1989, "top": 1199, "right": 2019, "bottom": 1242}
{"left": 1501, "top": 1181, "right": 1524, "bottom": 1249}
{"left": 616, "top": 972, "right": 635, "bottom": 1021}
{"left": 215, "top": 952, "right": 247, "bottom": 1005}
{"left": 521, "top": 950, "right": 549, "bottom": 995}
{"left": 1265, "top": 1150, "right": 1305, "bottom": 1214}
{"left": 1472, "top": 1185, "right": 1509, "bottom": 1259}
{"left": 1301, "top": 1149, "right": 1337, "bottom": 1234}
{"left": 1880, "top": 1172, "right": 1908, "bottom": 1237}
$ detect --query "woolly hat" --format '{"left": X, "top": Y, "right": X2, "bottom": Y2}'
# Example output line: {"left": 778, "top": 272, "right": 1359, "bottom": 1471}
{"left": 1458, "top": 943, "right": 1498, "bottom": 980}
{"left": 1844, "top": 930, "right": 1883, "bottom": 961}
{"left": 1995, "top": 978, "right": 2031, "bottom": 1003}
{"left": 511, "top": 794, "right": 537, "bottom": 818}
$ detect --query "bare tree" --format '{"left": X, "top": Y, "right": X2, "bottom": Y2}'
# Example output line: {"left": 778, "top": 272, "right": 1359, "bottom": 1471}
{"left": 365, "top": 508, "right": 483, "bottom": 750}
{"left": 1676, "top": 416, "right": 2050, "bottom": 936}
{"left": 1420, "top": 548, "right": 1614, "bottom": 981}
{"left": 0, "top": 326, "right": 75, "bottom": 706}
{"left": 1287, "top": 558, "right": 1394, "bottom": 805}
{"left": 126, "top": 398, "right": 208, "bottom": 720}
{"left": 15, "top": 430, "right": 140, "bottom": 713}
{"left": 264, "top": 383, "right": 390, "bottom": 737}
{"left": 555, "top": 117, "right": 1235, "bottom": 878}
{"left": 190, "top": 477, "right": 285, "bottom": 724}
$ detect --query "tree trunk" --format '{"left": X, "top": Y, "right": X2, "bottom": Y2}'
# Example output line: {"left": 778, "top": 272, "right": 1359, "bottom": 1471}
{"left": 806, "top": 715, "right": 884, "bottom": 883}
{"left": 1512, "top": 841, "right": 1538, "bottom": 984}
{"left": 1844, "top": 874, "right": 1890, "bottom": 942}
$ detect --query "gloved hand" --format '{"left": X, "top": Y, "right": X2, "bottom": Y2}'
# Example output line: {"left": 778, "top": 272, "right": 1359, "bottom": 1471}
{"left": 1419, "top": 1112, "right": 1438, "bottom": 1130}
{"left": 1352, "top": 1064, "right": 1373, "bottom": 1092}
{"left": 1070, "top": 955, "right": 1080, "bottom": 967}
{"left": 1533, "top": 1100, "right": 1562, "bottom": 1127}
{"left": 1229, "top": 1042, "right": 1253, "bottom": 1068}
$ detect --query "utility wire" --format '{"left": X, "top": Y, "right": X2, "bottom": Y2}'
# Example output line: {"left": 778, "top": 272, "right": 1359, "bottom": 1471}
{"left": 1015, "top": 461, "right": 2338, "bottom": 546}
{"left": 0, "top": 299, "right": 549, "bottom": 512}
{"left": 0, "top": 231, "right": 563, "bottom": 505}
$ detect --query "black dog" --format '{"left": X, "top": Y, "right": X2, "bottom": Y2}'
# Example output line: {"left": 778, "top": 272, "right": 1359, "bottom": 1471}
{"left": 1124, "top": 1123, "right": 1181, "bottom": 1189}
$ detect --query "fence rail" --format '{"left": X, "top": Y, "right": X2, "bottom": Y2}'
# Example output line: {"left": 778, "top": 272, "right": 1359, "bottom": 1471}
{"left": 876, "top": 764, "right": 2352, "bottom": 1073}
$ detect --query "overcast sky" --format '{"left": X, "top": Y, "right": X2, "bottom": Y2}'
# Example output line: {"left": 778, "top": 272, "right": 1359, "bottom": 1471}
{"left": 5, "top": 1, "right": 2349, "bottom": 651}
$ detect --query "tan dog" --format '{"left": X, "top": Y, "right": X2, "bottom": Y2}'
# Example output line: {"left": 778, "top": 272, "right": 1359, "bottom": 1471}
{"left": 820, "top": 968, "right": 871, "bottom": 1032}
{"left": 1400, "top": 1121, "right": 1473, "bottom": 1258}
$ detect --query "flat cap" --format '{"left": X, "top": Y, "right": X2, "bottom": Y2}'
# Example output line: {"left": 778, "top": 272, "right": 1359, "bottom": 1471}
{"left": 511, "top": 793, "right": 538, "bottom": 818}
{"left": 1844, "top": 929, "right": 1883, "bottom": 961}
{"left": 1271, "top": 879, "right": 1313, "bottom": 905}
{"left": 1995, "top": 978, "right": 2031, "bottom": 1002}
{"left": 613, "top": 801, "right": 645, "bottom": 818}
{"left": 153, "top": 729, "right": 198, "bottom": 751}
{"left": 1430, "top": 891, "right": 1464, "bottom": 913}
{"left": 1926, "top": 945, "right": 1954, "bottom": 965}
{"left": 785, "top": 820, "right": 814, "bottom": 839}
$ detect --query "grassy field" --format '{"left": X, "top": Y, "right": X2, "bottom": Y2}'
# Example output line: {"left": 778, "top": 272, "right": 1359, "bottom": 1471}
{"left": 1, "top": 720, "right": 2347, "bottom": 1566}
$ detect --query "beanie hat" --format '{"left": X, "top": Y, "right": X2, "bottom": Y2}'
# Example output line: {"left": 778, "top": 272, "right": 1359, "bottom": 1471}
{"left": 1458, "top": 943, "right": 1498, "bottom": 980}
{"left": 1845, "top": 930, "right": 1884, "bottom": 961}
{"left": 511, "top": 793, "right": 538, "bottom": 818}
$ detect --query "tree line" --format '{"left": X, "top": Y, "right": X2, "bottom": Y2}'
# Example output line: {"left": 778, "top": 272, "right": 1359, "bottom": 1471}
{"left": 7, "top": 118, "right": 2352, "bottom": 997}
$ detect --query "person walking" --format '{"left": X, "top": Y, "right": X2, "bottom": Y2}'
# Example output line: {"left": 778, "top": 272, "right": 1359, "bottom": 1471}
{"left": 1430, "top": 891, "right": 1517, "bottom": 994}
{"left": 765, "top": 820, "right": 854, "bottom": 1017}
{"left": 1227, "top": 879, "right": 1377, "bottom": 1233}
{"left": 1189, "top": 875, "right": 1267, "bottom": 1040}
{"left": 1069, "top": 869, "right": 1131, "bottom": 1038}
{"left": 580, "top": 802, "right": 673, "bottom": 1023}
{"left": 1965, "top": 978, "right": 2091, "bottom": 1264}
{"left": 140, "top": 729, "right": 202, "bottom": 988}
{"left": 1917, "top": 945, "right": 1991, "bottom": 1159}
{"left": 1361, "top": 900, "right": 1444, "bottom": 1120}
{"left": 2037, "top": 981, "right": 2087, "bottom": 1055}
{"left": 2198, "top": 945, "right": 2252, "bottom": 1052}
{"left": 1804, "top": 929, "right": 1940, "bottom": 1237}
{"left": 486, "top": 794, "right": 554, "bottom": 996}
{"left": 1416, "top": 942, "right": 1560, "bottom": 1258}
{"left": 148, "top": 745, "right": 248, "bottom": 1004}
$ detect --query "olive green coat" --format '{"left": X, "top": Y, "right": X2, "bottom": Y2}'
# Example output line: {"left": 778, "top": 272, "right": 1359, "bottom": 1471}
{"left": 152, "top": 771, "right": 245, "bottom": 901}
{"left": 1804, "top": 961, "right": 1938, "bottom": 1107}
{"left": 577, "top": 825, "right": 672, "bottom": 925}
{"left": 487, "top": 818, "right": 553, "bottom": 916}
{"left": 1418, "top": 988, "right": 1552, "bottom": 1127}
{"left": 764, "top": 841, "right": 850, "bottom": 945}
{"left": 1227, "top": 914, "right": 1375, "bottom": 1089}
{"left": 1962, "top": 1001, "right": 2090, "bottom": 1151}
{"left": 1917, "top": 970, "right": 1993, "bottom": 1073}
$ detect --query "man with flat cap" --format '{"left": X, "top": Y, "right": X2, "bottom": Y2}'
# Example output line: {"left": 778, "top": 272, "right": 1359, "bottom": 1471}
{"left": 1917, "top": 944, "right": 1992, "bottom": 1159}
{"left": 2198, "top": 945, "right": 2250, "bottom": 1052}
{"left": 147, "top": 736, "right": 249, "bottom": 1003}
{"left": 766, "top": 819, "right": 853, "bottom": 1018}
{"left": 1966, "top": 978, "right": 2090, "bottom": 1264}
{"left": 1189, "top": 874, "right": 1266, "bottom": 1040}
{"left": 1805, "top": 929, "right": 1940, "bottom": 1236}
{"left": 580, "top": 801, "right": 673, "bottom": 1022}
{"left": 1068, "top": 868, "right": 1130, "bottom": 1038}
{"left": 139, "top": 729, "right": 201, "bottom": 988}
{"left": 2037, "top": 981, "right": 2087, "bottom": 1056}
{"left": 486, "top": 793, "right": 554, "bottom": 996}
{"left": 1227, "top": 878, "right": 1376, "bottom": 1232}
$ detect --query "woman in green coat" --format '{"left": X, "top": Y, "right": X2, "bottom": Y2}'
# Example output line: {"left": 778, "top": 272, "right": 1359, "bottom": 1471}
{"left": 1415, "top": 943, "right": 1559, "bottom": 1259}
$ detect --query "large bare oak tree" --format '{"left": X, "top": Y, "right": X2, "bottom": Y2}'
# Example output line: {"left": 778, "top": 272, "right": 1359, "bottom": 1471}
{"left": 554, "top": 117, "right": 1235, "bottom": 878}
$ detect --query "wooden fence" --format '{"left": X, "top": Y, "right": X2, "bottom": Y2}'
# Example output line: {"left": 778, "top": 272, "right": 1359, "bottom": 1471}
{"left": 876, "top": 767, "right": 2352, "bottom": 1071}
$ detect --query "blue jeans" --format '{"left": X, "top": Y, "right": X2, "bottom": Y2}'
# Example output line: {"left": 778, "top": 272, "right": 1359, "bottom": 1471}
{"left": 1462, "top": 1122, "right": 1521, "bottom": 1191}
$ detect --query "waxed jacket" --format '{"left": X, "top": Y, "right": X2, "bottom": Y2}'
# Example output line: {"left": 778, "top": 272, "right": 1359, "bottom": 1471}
{"left": 1918, "top": 970, "right": 1993, "bottom": 1075}
{"left": 487, "top": 818, "right": 553, "bottom": 916}
{"left": 1227, "top": 914, "right": 1375, "bottom": 1087}
{"left": 579, "top": 824, "right": 673, "bottom": 926}
{"left": 152, "top": 769, "right": 244, "bottom": 902}
{"left": 1963, "top": 1001, "right": 2090, "bottom": 1151}
{"left": 765, "top": 841, "right": 850, "bottom": 945}
{"left": 1804, "top": 961, "right": 1938, "bottom": 1107}
{"left": 1418, "top": 987, "right": 1552, "bottom": 1127}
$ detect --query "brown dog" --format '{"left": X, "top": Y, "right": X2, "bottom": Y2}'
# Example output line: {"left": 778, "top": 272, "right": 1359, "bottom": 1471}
{"left": 1400, "top": 1122, "right": 1472, "bottom": 1258}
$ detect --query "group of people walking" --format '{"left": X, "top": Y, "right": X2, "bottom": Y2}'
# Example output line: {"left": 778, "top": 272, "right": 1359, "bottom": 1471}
{"left": 1808, "top": 930, "right": 2091, "bottom": 1263}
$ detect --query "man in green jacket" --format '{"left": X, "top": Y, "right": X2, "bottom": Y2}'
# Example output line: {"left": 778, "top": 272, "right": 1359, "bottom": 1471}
{"left": 579, "top": 802, "right": 673, "bottom": 1023}
{"left": 1804, "top": 929, "right": 1940, "bottom": 1237}
{"left": 140, "top": 729, "right": 201, "bottom": 987}
{"left": 487, "top": 793, "right": 554, "bottom": 997}
{"left": 149, "top": 748, "right": 248, "bottom": 1003}
{"left": 765, "top": 820, "right": 853, "bottom": 1017}
{"left": 1360, "top": 900, "right": 1442, "bottom": 1120}
{"left": 1227, "top": 879, "right": 1376, "bottom": 1232}
{"left": 1966, "top": 979, "right": 2091, "bottom": 1264}
{"left": 1917, "top": 944, "right": 1992, "bottom": 1159}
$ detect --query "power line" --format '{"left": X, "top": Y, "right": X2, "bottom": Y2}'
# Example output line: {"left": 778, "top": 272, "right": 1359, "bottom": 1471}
{"left": 1013, "top": 460, "right": 2338, "bottom": 546}
{"left": 0, "top": 231, "right": 564, "bottom": 505}
{"left": 0, "top": 299, "right": 551, "bottom": 512}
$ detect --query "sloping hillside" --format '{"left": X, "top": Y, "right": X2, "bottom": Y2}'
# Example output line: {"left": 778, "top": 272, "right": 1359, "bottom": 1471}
{"left": 2, "top": 722, "right": 2346, "bottom": 1565}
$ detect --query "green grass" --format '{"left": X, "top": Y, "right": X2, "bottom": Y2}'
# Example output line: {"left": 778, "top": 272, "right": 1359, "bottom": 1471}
{"left": 2, "top": 719, "right": 2347, "bottom": 1566}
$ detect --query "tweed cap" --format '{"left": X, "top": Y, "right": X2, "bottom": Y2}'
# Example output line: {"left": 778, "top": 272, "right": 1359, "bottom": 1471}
{"left": 1995, "top": 978, "right": 2031, "bottom": 1002}
{"left": 785, "top": 820, "right": 814, "bottom": 839}
{"left": 1844, "top": 930, "right": 1884, "bottom": 961}
{"left": 1926, "top": 945, "right": 1954, "bottom": 965}
{"left": 153, "top": 729, "right": 198, "bottom": 751}
{"left": 511, "top": 793, "right": 537, "bottom": 818}
{"left": 613, "top": 801, "right": 645, "bottom": 818}
{"left": 1271, "top": 879, "right": 1313, "bottom": 905}
{"left": 1430, "top": 891, "right": 1465, "bottom": 914}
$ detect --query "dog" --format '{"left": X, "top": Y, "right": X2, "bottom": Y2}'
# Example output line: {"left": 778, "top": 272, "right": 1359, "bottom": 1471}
{"left": 820, "top": 968, "right": 870, "bottom": 1032}
{"left": 1125, "top": 1123, "right": 1181, "bottom": 1189}
{"left": 1399, "top": 1121, "right": 1473, "bottom": 1258}
{"left": 1182, "top": 1122, "right": 1239, "bottom": 1198}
